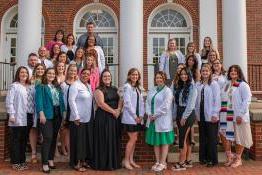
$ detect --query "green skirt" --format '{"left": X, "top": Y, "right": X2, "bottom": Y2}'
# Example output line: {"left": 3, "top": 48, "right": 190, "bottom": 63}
{"left": 145, "top": 122, "right": 174, "bottom": 146}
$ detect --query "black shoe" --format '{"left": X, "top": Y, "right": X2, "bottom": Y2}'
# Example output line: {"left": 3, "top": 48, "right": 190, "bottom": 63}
{"left": 48, "top": 165, "right": 56, "bottom": 169}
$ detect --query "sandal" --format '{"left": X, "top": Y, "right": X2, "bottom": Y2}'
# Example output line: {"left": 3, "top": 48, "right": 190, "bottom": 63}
{"left": 172, "top": 162, "right": 186, "bottom": 171}
{"left": 31, "top": 154, "right": 38, "bottom": 163}
{"left": 74, "top": 165, "right": 87, "bottom": 172}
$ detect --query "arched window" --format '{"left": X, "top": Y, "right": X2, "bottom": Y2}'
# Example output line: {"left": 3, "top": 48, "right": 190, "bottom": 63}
{"left": 147, "top": 4, "right": 193, "bottom": 88}
{"left": 79, "top": 9, "right": 115, "bottom": 28}
{"left": 1, "top": 5, "right": 45, "bottom": 63}
{"left": 74, "top": 3, "right": 118, "bottom": 86}
{"left": 151, "top": 9, "right": 187, "bottom": 28}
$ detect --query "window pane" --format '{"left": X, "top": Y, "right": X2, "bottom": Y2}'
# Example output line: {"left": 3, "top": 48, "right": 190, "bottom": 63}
{"left": 151, "top": 9, "right": 187, "bottom": 28}
{"left": 159, "top": 38, "right": 165, "bottom": 46}
{"left": 108, "top": 38, "right": 113, "bottom": 46}
{"left": 11, "top": 38, "right": 16, "bottom": 47}
{"left": 80, "top": 9, "right": 115, "bottom": 27}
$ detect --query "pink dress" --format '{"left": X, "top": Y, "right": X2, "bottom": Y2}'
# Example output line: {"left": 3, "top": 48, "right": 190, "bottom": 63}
{"left": 90, "top": 68, "right": 100, "bottom": 92}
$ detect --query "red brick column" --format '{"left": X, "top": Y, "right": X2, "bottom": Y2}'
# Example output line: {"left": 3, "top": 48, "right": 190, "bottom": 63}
{"left": 250, "top": 110, "right": 262, "bottom": 160}
{"left": 0, "top": 115, "right": 9, "bottom": 161}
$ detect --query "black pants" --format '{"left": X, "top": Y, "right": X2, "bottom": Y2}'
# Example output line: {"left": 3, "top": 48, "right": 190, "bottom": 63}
{"left": 26, "top": 113, "right": 34, "bottom": 143}
{"left": 38, "top": 108, "right": 62, "bottom": 165}
{"left": 206, "top": 122, "right": 218, "bottom": 164}
{"left": 198, "top": 121, "right": 208, "bottom": 163}
{"left": 198, "top": 121, "right": 218, "bottom": 164}
{"left": 9, "top": 126, "right": 27, "bottom": 164}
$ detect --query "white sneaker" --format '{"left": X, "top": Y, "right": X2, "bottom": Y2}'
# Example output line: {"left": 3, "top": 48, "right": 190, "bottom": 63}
{"left": 154, "top": 163, "right": 167, "bottom": 172}
{"left": 151, "top": 162, "right": 160, "bottom": 171}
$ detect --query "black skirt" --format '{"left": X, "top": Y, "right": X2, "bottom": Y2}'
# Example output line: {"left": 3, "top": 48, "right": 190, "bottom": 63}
{"left": 176, "top": 106, "right": 195, "bottom": 149}
{"left": 69, "top": 119, "right": 94, "bottom": 167}
{"left": 122, "top": 123, "right": 144, "bottom": 133}
{"left": 91, "top": 108, "right": 122, "bottom": 170}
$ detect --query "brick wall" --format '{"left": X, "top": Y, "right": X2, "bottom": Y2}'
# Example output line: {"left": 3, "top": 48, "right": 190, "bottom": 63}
{"left": 0, "top": 119, "right": 9, "bottom": 161}
{"left": 250, "top": 122, "right": 262, "bottom": 160}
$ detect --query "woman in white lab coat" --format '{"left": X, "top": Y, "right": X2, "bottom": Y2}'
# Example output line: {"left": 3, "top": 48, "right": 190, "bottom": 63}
{"left": 195, "top": 64, "right": 221, "bottom": 167}
{"left": 145, "top": 71, "right": 174, "bottom": 172}
{"left": 121, "top": 68, "right": 145, "bottom": 170}
{"left": 219, "top": 65, "right": 253, "bottom": 168}
{"left": 6, "top": 66, "right": 31, "bottom": 171}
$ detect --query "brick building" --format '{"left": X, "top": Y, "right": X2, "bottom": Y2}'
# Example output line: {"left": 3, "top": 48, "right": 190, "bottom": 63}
{"left": 0, "top": 0, "right": 261, "bottom": 91}
{"left": 0, "top": 0, "right": 262, "bottom": 162}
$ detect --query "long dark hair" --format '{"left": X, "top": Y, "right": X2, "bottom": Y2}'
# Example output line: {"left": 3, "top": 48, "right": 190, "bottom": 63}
{"left": 65, "top": 33, "right": 75, "bottom": 45}
{"left": 84, "top": 35, "right": 97, "bottom": 48}
{"left": 50, "top": 43, "right": 60, "bottom": 59}
{"left": 173, "top": 63, "right": 186, "bottom": 87}
{"left": 186, "top": 54, "right": 198, "bottom": 81}
{"left": 97, "top": 69, "right": 112, "bottom": 93}
{"left": 13, "top": 66, "right": 31, "bottom": 85}
{"left": 53, "top": 29, "right": 65, "bottom": 42}
{"left": 126, "top": 68, "right": 141, "bottom": 92}
{"left": 175, "top": 67, "right": 193, "bottom": 105}
{"left": 41, "top": 68, "right": 60, "bottom": 88}
{"left": 227, "top": 65, "right": 247, "bottom": 83}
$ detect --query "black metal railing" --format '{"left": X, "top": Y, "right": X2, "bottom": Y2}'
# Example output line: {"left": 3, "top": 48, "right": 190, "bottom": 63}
{"left": 0, "top": 62, "right": 16, "bottom": 91}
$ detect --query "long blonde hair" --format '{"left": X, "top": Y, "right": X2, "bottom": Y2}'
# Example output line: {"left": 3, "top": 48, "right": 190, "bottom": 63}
{"left": 165, "top": 38, "right": 177, "bottom": 55}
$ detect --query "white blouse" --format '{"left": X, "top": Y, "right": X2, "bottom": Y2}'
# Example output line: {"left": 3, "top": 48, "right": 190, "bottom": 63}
{"left": 68, "top": 80, "right": 93, "bottom": 123}
{"left": 195, "top": 81, "right": 221, "bottom": 122}
{"left": 60, "top": 45, "right": 77, "bottom": 54}
{"left": 5, "top": 82, "right": 28, "bottom": 126}
{"left": 121, "top": 83, "right": 145, "bottom": 125}
{"left": 145, "top": 86, "right": 173, "bottom": 132}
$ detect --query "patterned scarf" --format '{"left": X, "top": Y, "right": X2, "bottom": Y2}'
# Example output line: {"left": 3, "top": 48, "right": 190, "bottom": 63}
{"left": 220, "top": 81, "right": 240, "bottom": 141}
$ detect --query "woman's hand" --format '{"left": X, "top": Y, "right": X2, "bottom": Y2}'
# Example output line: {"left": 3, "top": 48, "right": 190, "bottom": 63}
{"left": 135, "top": 117, "right": 142, "bottom": 124}
{"left": 149, "top": 115, "right": 156, "bottom": 121}
{"left": 9, "top": 116, "right": 16, "bottom": 123}
{"left": 74, "top": 119, "right": 80, "bottom": 126}
{"left": 180, "top": 118, "right": 186, "bottom": 126}
{"left": 211, "top": 116, "right": 219, "bottom": 123}
{"left": 39, "top": 113, "right": 46, "bottom": 124}
{"left": 236, "top": 116, "right": 242, "bottom": 125}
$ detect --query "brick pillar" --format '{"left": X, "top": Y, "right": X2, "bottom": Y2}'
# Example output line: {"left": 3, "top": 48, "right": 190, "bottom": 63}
{"left": 250, "top": 110, "right": 262, "bottom": 160}
{"left": 0, "top": 115, "right": 9, "bottom": 161}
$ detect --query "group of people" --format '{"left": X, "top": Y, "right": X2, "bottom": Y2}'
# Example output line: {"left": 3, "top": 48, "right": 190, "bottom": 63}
{"left": 6, "top": 22, "right": 253, "bottom": 173}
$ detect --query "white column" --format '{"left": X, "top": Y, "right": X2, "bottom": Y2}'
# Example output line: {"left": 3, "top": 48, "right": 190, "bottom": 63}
{"left": 199, "top": 0, "right": 218, "bottom": 48}
{"left": 222, "top": 0, "right": 247, "bottom": 78}
{"left": 17, "top": 0, "right": 42, "bottom": 66}
{"left": 119, "top": 0, "right": 143, "bottom": 85}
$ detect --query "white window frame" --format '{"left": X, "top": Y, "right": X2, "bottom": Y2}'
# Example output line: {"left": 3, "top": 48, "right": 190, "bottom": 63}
{"left": 0, "top": 5, "right": 45, "bottom": 63}
{"left": 147, "top": 3, "right": 193, "bottom": 89}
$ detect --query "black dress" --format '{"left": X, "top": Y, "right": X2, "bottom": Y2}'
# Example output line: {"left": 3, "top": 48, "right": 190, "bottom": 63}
{"left": 91, "top": 86, "right": 121, "bottom": 170}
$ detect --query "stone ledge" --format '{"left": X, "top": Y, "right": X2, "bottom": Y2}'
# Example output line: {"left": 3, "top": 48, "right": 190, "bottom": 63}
{"left": 250, "top": 109, "right": 262, "bottom": 122}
